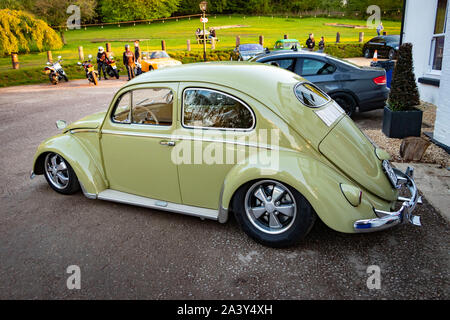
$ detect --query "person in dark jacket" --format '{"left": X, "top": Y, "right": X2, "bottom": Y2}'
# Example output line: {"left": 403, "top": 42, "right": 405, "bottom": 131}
{"left": 306, "top": 33, "right": 315, "bottom": 51}
{"left": 318, "top": 36, "right": 325, "bottom": 52}
{"left": 97, "top": 46, "right": 109, "bottom": 80}
{"left": 123, "top": 44, "right": 135, "bottom": 81}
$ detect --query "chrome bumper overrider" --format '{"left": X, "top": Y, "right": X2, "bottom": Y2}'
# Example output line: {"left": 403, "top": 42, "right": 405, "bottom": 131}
{"left": 354, "top": 166, "right": 422, "bottom": 232}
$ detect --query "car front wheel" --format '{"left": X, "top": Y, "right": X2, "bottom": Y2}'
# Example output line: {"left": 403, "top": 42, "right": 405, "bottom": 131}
{"left": 233, "top": 180, "right": 316, "bottom": 247}
{"left": 364, "top": 48, "right": 371, "bottom": 58}
{"left": 44, "top": 153, "right": 80, "bottom": 194}
{"left": 388, "top": 49, "right": 396, "bottom": 60}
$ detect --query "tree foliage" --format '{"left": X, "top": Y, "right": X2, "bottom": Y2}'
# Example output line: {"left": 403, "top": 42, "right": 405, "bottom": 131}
{"left": 99, "top": 0, "right": 180, "bottom": 22}
{"left": 388, "top": 43, "right": 420, "bottom": 111}
{"left": 0, "top": 9, "right": 63, "bottom": 56}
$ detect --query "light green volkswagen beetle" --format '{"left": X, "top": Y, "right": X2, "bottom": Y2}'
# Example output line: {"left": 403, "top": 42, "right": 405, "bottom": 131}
{"left": 31, "top": 62, "right": 422, "bottom": 247}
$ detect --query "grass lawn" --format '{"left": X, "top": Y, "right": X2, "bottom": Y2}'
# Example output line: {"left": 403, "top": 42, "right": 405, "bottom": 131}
{"left": 0, "top": 15, "right": 400, "bottom": 85}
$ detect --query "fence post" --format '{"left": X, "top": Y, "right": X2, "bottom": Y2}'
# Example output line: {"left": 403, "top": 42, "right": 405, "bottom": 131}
{"left": 236, "top": 35, "right": 240, "bottom": 47}
{"left": 284, "top": 34, "right": 289, "bottom": 39}
{"left": 161, "top": 40, "right": 166, "bottom": 51}
{"left": 187, "top": 39, "right": 191, "bottom": 51}
{"left": 11, "top": 52, "right": 19, "bottom": 69}
{"left": 78, "top": 46, "right": 84, "bottom": 61}
{"left": 211, "top": 38, "right": 216, "bottom": 50}
{"left": 359, "top": 32, "right": 364, "bottom": 43}
{"left": 47, "top": 51, "right": 53, "bottom": 63}
{"left": 106, "top": 42, "right": 112, "bottom": 53}
{"left": 336, "top": 32, "right": 340, "bottom": 43}
{"left": 259, "top": 35, "right": 264, "bottom": 46}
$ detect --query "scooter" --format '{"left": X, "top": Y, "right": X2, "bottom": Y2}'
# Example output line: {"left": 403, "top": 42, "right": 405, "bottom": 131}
{"left": 105, "top": 56, "right": 120, "bottom": 79}
{"left": 44, "top": 56, "right": 68, "bottom": 85}
{"left": 78, "top": 55, "right": 99, "bottom": 85}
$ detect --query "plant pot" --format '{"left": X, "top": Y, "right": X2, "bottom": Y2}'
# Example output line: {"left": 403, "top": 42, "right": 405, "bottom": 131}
{"left": 382, "top": 105, "right": 423, "bottom": 138}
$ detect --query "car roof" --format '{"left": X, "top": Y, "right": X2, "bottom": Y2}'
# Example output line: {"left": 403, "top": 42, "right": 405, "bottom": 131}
{"left": 125, "top": 61, "right": 304, "bottom": 119}
{"left": 254, "top": 49, "right": 328, "bottom": 60}
{"left": 276, "top": 39, "right": 299, "bottom": 43}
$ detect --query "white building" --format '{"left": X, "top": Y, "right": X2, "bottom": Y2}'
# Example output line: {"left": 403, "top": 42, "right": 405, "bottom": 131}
{"left": 402, "top": 0, "right": 450, "bottom": 149}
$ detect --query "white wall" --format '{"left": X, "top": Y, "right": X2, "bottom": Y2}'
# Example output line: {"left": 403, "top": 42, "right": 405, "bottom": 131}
{"left": 435, "top": 8, "right": 450, "bottom": 147}
{"left": 403, "top": 0, "right": 440, "bottom": 105}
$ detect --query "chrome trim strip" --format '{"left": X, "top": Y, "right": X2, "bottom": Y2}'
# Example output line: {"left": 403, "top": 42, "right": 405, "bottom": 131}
{"left": 217, "top": 183, "right": 228, "bottom": 223}
{"left": 354, "top": 167, "right": 422, "bottom": 233}
{"left": 181, "top": 87, "right": 256, "bottom": 132}
{"left": 101, "top": 129, "right": 274, "bottom": 150}
{"left": 97, "top": 189, "right": 219, "bottom": 221}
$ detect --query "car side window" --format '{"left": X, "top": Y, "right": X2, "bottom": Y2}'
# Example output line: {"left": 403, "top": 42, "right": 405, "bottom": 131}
{"left": 301, "top": 58, "right": 336, "bottom": 76}
{"left": 112, "top": 88, "right": 173, "bottom": 126}
{"left": 265, "top": 58, "right": 296, "bottom": 72}
{"left": 183, "top": 88, "right": 254, "bottom": 130}
{"left": 112, "top": 92, "right": 131, "bottom": 123}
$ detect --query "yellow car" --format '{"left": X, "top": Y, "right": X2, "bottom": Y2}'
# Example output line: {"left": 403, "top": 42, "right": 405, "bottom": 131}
{"left": 140, "top": 51, "right": 182, "bottom": 72}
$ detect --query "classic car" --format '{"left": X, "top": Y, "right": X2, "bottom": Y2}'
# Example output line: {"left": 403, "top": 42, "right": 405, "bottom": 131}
{"left": 274, "top": 39, "right": 300, "bottom": 50}
{"left": 250, "top": 49, "right": 390, "bottom": 116}
{"left": 235, "top": 44, "right": 266, "bottom": 61}
{"left": 140, "top": 50, "right": 182, "bottom": 72}
{"left": 31, "top": 62, "right": 422, "bottom": 247}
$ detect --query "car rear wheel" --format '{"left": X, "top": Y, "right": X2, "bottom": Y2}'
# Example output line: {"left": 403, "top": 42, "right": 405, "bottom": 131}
{"left": 233, "top": 180, "right": 316, "bottom": 248}
{"left": 332, "top": 94, "right": 357, "bottom": 117}
{"left": 388, "top": 49, "right": 396, "bottom": 60}
{"left": 44, "top": 153, "right": 80, "bottom": 195}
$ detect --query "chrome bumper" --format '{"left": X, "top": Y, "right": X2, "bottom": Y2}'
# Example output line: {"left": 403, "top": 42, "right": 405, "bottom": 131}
{"left": 354, "top": 166, "right": 422, "bottom": 232}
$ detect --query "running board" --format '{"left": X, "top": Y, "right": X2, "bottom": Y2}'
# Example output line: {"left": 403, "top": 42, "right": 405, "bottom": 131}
{"left": 97, "top": 189, "right": 219, "bottom": 221}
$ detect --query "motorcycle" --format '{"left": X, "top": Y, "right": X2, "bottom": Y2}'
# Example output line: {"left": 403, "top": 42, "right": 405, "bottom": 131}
{"left": 134, "top": 60, "right": 142, "bottom": 76}
{"left": 44, "top": 56, "right": 68, "bottom": 85}
{"left": 105, "top": 56, "right": 120, "bottom": 79}
{"left": 78, "top": 55, "right": 99, "bottom": 85}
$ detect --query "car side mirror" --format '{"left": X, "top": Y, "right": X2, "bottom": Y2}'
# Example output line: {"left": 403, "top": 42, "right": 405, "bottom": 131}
{"left": 55, "top": 120, "right": 67, "bottom": 130}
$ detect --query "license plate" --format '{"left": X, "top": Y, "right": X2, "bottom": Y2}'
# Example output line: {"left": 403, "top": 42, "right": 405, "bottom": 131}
{"left": 382, "top": 160, "right": 398, "bottom": 187}
{"left": 87, "top": 67, "right": 94, "bottom": 72}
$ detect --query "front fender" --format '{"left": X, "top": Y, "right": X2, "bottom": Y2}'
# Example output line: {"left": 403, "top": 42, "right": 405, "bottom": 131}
{"left": 32, "top": 133, "right": 107, "bottom": 196}
{"left": 221, "top": 150, "right": 391, "bottom": 233}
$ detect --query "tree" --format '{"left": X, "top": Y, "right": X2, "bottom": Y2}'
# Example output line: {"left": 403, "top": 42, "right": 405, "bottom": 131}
{"left": 388, "top": 43, "right": 420, "bottom": 111}
{"left": 32, "top": 0, "right": 97, "bottom": 26}
{"left": 99, "top": 0, "right": 180, "bottom": 22}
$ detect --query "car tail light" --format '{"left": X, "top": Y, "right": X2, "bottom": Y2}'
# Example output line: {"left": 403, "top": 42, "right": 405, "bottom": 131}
{"left": 373, "top": 75, "right": 387, "bottom": 85}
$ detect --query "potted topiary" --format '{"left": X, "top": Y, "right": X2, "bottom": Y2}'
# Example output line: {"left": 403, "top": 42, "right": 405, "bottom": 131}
{"left": 382, "top": 43, "right": 422, "bottom": 138}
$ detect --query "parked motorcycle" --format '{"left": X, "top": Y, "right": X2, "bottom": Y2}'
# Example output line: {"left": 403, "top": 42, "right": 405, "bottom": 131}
{"left": 44, "top": 56, "right": 68, "bottom": 85}
{"left": 135, "top": 60, "right": 142, "bottom": 76}
{"left": 105, "top": 56, "right": 120, "bottom": 79}
{"left": 78, "top": 55, "right": 99, "bottom": 85}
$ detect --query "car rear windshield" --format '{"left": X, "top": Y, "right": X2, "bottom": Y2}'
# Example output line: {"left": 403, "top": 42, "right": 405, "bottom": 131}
{"left": 294, "top": 82, "right": 330, "bottom": 108}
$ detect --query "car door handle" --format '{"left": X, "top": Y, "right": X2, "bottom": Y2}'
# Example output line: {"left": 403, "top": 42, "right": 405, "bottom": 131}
{"left": 160, "top": 140, "right": 176, "bottom": 147}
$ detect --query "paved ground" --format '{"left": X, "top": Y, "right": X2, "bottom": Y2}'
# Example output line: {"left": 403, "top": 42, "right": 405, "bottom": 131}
{"left": 0, "top": 79, "right": 449, "bottom": 299}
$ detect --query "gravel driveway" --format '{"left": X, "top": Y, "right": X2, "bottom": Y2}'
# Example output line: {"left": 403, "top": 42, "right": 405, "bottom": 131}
{"left": 0, "top": 79, "right": 448, "bottom": 299}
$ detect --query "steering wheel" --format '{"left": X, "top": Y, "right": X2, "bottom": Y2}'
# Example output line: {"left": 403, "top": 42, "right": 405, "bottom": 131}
{"left": 146, "top": 110, "right": 159, "bottom": 124}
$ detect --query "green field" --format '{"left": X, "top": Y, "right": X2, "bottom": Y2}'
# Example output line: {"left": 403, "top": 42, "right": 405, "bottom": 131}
{"left": 0, "top": 15, "right": 400, "bottom": 86}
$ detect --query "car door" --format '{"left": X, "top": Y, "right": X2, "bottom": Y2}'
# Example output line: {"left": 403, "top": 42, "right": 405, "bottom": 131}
{"left": 297, "top": 57, "right": 338, "bottom": 92}
{"left": 174, "top": 83, "right": 258, "bottom": 210}
{"left": 100, "top": 83, "right": 182, "bottom": 203}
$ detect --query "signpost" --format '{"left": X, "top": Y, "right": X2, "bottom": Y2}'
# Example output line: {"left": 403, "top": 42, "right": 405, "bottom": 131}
{"left": 199, "top": 1, "right": 208, "bottom": 62}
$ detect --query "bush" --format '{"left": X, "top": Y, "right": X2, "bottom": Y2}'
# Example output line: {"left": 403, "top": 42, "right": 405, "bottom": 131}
{"left": 0, "top": 9, "right": 63, "bottom": 56}
{"left": 323, "top": 43, "right": 363, "bottom": 58}
{"left": 388, "top": 43, "right": 420, "bottom": 111}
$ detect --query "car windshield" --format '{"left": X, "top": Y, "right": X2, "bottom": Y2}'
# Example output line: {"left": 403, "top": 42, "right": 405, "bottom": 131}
{"left": 150, "top": 51, "right": 170, "bottom": 59}
{"left": 294, "top": 82, "right": 330, "bottom": 107}
{"left": 239, "top": 44, "right": 263, "bottom": 52}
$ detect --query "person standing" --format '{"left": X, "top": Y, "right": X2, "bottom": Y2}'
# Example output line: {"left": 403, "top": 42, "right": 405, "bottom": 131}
{"left": 123, "top": 44, "right": 135, "bottom": 81}
{"left": 318, "top": 36, "right": 325, "bottom": 52}
{"left": 306, "top": 33, "right": 315, "bottom": 51}
{"left": 376, "top": 22, "right": 384, "bottom": 36}
{"left": 97, "top": 46, "right": 108, "bottom": 80}
{"left": 134, "top": 40, "right": 142, "bottom": 76}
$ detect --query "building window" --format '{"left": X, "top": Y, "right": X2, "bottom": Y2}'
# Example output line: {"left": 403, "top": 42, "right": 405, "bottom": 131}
{"left": 430, "top": 0, "right": 448, "bottom": 71}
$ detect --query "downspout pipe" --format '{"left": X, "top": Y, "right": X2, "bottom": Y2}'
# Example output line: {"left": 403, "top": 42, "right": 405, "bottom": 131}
{"left": 400, "top": 0, "right": 407, "bottom": 45}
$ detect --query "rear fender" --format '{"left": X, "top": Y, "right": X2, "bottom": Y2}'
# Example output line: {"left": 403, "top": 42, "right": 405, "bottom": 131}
{"left": 221, "top": 150, "right": 390, "bottom": 233}
{"left": 32, "top": 134, "right": 107, "bottom": 197}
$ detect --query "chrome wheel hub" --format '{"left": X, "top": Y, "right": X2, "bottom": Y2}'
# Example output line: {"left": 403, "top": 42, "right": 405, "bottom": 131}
{"left": 245, "top": 180, "right": 297, "bottom": 235}
{"left": 45, "top": 153, "right": 69, "bottom": 189}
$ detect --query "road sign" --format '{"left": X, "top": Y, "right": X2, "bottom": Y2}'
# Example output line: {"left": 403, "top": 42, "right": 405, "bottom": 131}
{"left": 200, "top": 17, "right": 208, "bottom": 23}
